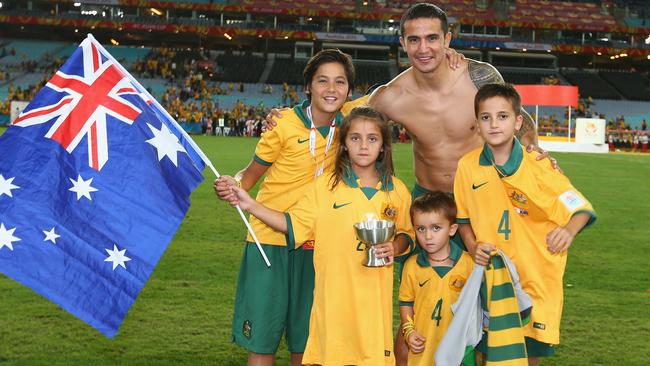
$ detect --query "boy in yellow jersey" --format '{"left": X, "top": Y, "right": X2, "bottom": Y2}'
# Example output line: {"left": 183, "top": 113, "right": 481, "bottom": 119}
{"left": 225, "top": 107, "right": 415, "bottom": 365}
{"left": 399, "top": 191, "right": 475, "bottom": 366}
{"left": 213, "top": 49, "right": 355, "bottom": 366}
{"left": 454, "top": 83, "right": 596, "bottom": 365}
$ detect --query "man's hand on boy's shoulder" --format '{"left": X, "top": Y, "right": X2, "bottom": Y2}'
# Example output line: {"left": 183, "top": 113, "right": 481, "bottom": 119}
{"left": 526, "top": 144, "right": 563, "bottom": 173}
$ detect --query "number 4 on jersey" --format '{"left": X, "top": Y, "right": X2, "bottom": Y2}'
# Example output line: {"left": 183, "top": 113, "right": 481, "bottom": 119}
{"left": 498, "top": 209, "right": 511, "bottom": 240}
{"left": 431, "top": 298, "right": 442, "bottom": 326}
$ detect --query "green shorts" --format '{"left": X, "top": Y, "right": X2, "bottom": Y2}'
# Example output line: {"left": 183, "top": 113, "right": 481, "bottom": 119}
{"left": 232, "top": 242, "right": 314, "bottom": 354}
{"left": 476, "top": 332, "right": 556, "bottom": 358}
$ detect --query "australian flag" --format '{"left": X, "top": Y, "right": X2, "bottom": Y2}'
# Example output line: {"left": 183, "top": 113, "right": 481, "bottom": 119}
{"left": 0, "top": 35, "right": 205, "bottom": 338}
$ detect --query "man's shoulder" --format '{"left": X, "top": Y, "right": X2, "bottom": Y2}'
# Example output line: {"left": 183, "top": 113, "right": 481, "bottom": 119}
{"left": 368, "top": 70, "right": 412, "bottom": 106}
{"left": 467, "top": 59, "right": 504, "bottom": 89}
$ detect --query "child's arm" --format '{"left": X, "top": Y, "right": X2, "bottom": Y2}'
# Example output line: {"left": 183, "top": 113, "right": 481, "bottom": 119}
{"left": 374, "top": 234, "right": 411, "bottom": 266}
{"left": 399, "top": 305, "right": 426, "bottom": 354}
{"left": 458, "top": 223, "right": 495, "bottom": 266}
{"left": 213, "top": 161, "right": 268, "bottom": 201}
{"left": 227, "top": 186, "right": 288, "bottom": 233}
{"left": 547, "top": 212, "right": 591, "bottom": 253}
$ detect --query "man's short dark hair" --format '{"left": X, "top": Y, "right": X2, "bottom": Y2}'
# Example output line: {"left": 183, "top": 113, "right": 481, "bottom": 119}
{"left": 400, "top": 3, "right": 449, "bottom": 36}
{"left": 474, "top": 83, "right": 522, "bottom": 118}
{"left": 303, "top": 49, "right": 355, "bottom": 100}
{"left": 410, "top": 191, "right": 457, "bottom": 224}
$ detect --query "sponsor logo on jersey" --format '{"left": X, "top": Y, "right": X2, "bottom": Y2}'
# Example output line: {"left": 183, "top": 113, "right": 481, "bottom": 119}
{"left": 514, "top": 206, "right": 529, "bottom": 216}
{"left": 559, "top": 190, "right": 585, "bottom": 212}
{"left": 297, "top": 137, "right": 309, "bottom": 144}
{"left": 533, "top": 322, "right": 546, "bottom": 330}
{"left": 418, "top": 279, "right": 431, "bottom": 287}
{"left": 333, "top": 201, "right": 351, "bottom": 209}
{"left": 472, "top": 181, "right": 488, "bottom": 190}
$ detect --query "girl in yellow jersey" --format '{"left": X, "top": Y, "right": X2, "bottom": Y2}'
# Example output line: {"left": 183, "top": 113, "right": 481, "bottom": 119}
{"left": 226, "top": 106, "right": 415, "bottom": 365}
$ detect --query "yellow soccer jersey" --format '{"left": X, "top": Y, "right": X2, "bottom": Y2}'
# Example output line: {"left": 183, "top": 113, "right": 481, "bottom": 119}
{"left": 247, "top": 100, "right": 343, "bottom": 246}
{"left": 341, "top": 94, "right": 370, "bottom": 114}
{"left": 399, "top": 242, "right": 474, "bottom": 366}
{"left": 454, "top": 140, "right": 596, "bottom": 344}
{"left": 286, "top": 171, "right": 415, "bottom": 366}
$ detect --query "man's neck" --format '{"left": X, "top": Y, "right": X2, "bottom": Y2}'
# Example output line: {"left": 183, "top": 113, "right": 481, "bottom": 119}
{"left": 308, "top": 105, "right": 337, "bottom": 127}
{"left": 412, "top": 63, "right": 450, "bottom": 92}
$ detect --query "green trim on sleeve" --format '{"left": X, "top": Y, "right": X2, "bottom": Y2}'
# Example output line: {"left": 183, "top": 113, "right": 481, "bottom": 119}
{"left": 399, "top": 301, "right": 414, "bottom": 307}
{"left": 457, "top": 218, "right": 470, "bottom": 224}
{"left": 284, "top": 213, "right": 296, "bottom": 250}
{"left": 253, "top": 154, "right": 273, "bottom": 167}
{"left": 573, "top": 209, "right": 597, "bottom": 231}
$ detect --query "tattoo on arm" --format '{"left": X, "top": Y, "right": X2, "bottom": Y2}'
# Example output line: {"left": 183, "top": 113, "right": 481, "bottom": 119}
{"left": 468, "top": 60, "right": 539, "bottom": 145}
{"left": 517, "top": 109, "right": 538, "bottom": 146}
{"left": 468, "top": 60, "right": 505, "bottom": 89}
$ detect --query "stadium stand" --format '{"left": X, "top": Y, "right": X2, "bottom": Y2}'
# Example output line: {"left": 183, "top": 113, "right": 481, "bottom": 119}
{"left": 599, "top": 71, "right": 650, "bottom": 101}
{"left": 266, "top": 58, "right": 306, "bottom": 85}
{"left": 215, "top": 54, "right": 266, "bottom": 83}
{"left": 562, "top": 70, "right": 622, "bottom": 99}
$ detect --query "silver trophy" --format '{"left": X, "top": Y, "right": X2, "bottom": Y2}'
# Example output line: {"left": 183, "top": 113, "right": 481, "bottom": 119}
{"left": 354, "top": 219, "right": 395, "bottom": 267}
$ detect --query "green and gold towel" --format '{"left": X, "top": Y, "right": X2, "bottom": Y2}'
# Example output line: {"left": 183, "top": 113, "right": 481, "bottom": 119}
{"left": 481, "top": 253, "right": 530, "bottom": 366}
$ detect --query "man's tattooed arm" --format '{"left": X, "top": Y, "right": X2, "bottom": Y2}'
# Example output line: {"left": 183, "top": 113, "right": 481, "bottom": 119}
{"left": 469, "top": 60, "right": 538, "bottom": 146}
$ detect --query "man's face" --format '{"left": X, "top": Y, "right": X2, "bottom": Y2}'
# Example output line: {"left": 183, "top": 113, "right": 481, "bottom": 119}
{"left": 400, "top": 17, "right": 451, "bottom": 74}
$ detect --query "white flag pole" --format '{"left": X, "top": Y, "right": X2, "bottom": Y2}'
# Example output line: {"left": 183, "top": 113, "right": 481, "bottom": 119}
{"left": 88, "top": 34, "right": 271, "bottom": 267}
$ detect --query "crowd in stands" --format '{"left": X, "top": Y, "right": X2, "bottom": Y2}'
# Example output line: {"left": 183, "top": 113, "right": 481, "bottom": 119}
{"left": 1, "top": 45, "right": 648, "bottom": 152}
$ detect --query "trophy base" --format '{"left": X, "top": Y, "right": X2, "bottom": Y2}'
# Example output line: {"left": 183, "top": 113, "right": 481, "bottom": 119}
{"left": 362, "top": 247, "right": 387, "bottom": 267}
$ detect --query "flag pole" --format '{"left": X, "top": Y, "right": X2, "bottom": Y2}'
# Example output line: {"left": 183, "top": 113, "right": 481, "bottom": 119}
{"left": 87, "top": 34, "right": 271, "bottom": 267}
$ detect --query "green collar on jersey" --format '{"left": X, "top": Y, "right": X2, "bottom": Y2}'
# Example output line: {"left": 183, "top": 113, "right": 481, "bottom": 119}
{"left": 479, "top": 138, "right": 523, "bottom": 177}
{"left": 417, "top": 239, "right": 462, "bottom": 268}
{"left": 293, "top": 100, "right": 344, "bottom": 138}
{"left": 342, "top": 162, "right": 394, "bottom": 193}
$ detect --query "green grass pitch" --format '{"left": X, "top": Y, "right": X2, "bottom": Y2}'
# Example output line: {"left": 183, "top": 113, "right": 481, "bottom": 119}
{"left": 0, "top": 132, "right": 649, "bottom": 365}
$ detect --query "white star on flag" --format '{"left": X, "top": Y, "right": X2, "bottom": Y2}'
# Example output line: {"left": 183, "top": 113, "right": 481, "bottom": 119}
{"left": 0, "top": 223, "right": 21, "bottom": 251}
{"left": 0, "top": 174, "right": 20, "bottom": 197}
{"left": 69, "top": 174, "right": 98, "bottom": 201}
{"left": 43, "top": 227, "right": 61, "bottom": 244}
{"left": 145, "top": 123, "right": 186, "bottom": 166}
{"left": 104, "top": 244, "right": 131, "bottom": 270}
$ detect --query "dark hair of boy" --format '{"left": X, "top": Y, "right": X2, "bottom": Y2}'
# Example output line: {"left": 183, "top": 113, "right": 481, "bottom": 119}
{"left": 410, "top": 191, "right": 457, "bottom": 224}
{"left": 474, "top": 83, "right": 522, "bottom": 118}
{"left": 303, "top": 48, "right": 355, "bottom": 100}
{"left": 399, "top": 3, "right": 449, "bottom": 36}
{"left": 329, "top": 106, "right": 394, "bottom": 191}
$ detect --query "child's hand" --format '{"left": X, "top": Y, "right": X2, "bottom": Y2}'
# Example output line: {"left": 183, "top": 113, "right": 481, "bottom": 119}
{"left": 375, "top": 241, "right": 394, "bottom": 265}
{"left": 407, "top": 330, "right": 426, "bottom": 354}
{"left": 213, "top": 176, "right": 237, "bottom": 201}
{"left": 227, "top": 186, "right": 254, "bottom": 211}
{"left": 474, "top": 243, "right": 496, "bottom": 266}
{"left": 547, "top": 226, "right": 576, "bottom": 253}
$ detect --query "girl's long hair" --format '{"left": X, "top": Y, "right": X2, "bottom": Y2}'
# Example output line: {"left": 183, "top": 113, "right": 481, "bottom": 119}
{"left": 329, "top": 106, "right": 394, "bottom": 191}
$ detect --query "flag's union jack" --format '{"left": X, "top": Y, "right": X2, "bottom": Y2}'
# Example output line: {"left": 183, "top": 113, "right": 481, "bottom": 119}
{"left": 13, "top": 39, "right": 146, "bottom": 171}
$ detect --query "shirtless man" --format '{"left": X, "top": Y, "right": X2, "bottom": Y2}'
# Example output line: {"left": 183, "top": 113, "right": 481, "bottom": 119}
{"left": 266, "top": 4, "right": 545, "bottom": 364}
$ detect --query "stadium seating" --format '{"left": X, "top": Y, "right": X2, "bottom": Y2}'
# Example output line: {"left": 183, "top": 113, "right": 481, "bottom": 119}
{"left": 0, "top": 40, "right": 66, "bottom": 66}
{"left": 562, "top": 70, "right": 622, "bottom": 99}
{"left": 266, "top": 58, "right": 306, "bottom": 85}
{"left": 598, "top": 71, "right": 650, "bottom": 101}
{"left": 215, "top": 54, "right": 266, "bottom": 83}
